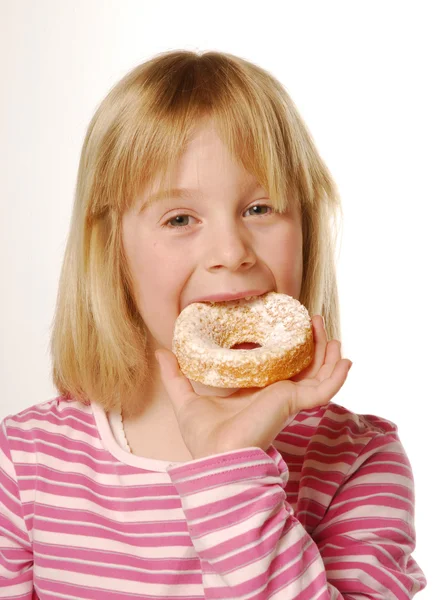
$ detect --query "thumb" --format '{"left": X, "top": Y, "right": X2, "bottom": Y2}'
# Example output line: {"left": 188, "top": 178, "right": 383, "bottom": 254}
{"left": 155, "top": 349, "right": 197, "bottom": 413}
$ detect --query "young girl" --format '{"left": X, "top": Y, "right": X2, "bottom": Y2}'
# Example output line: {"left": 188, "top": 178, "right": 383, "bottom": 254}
{"left": 0, "top": 50, "right": 427, "bottom": 599}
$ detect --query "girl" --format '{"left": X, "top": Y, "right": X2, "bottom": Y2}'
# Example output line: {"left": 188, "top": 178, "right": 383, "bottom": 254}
{"left": 0, "top": 50, "right": 427, "bottom": 599}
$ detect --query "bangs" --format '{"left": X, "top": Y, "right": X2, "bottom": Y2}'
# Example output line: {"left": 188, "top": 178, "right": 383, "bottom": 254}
{"left": 86, "top": 50, "right": 303, "bottom": 222}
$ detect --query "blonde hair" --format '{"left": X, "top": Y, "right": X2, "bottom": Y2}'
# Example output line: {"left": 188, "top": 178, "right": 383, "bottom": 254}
{"left": 50, "top": 49, "right": 344, "bottom": 416}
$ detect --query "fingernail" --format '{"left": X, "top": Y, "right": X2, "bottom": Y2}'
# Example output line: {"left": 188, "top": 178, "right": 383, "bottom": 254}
{"left": 322, "top": 316, "right": 325, "bottom": 327}
{"left": 154, "top": 350, "right": 161, "bottom": 364}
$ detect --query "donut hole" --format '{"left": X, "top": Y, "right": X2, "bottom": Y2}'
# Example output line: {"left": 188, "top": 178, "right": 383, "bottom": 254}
{"left": 206, "top": 312, "right": 267, "bottom": 350}
{"left": 230, "top": 342, "right": 262, "bottom": 350}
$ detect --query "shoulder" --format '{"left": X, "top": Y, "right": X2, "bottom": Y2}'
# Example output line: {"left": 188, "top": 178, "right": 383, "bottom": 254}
{"left": 276, "top": 401, "right": 409, "bottom": 483}
{"left": 316, "top": 401, "right": 400, "bottom": 454}
{"left": 310, "top": 400, "right": 398, "bottom": 436}
{"left": 2, "top": 394, "right": 93, "bottom": 427}
{"left": 275, "top": 402, "right": 414, "bottom": 534}
{"left": 288, "top": 400, "right": 399, "bottom": 440}
{"left": 278, "top": 400, "right": 399, "bottom": 448}
{"left": 320, "top": 402, "right": 409, "bottom": 475}
{"left": 1, "top": 395, "right": 97, "bottom": 455}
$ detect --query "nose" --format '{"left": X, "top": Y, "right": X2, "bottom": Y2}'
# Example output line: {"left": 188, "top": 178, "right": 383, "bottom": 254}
{"left": 205, "top": 220, "right": 256, "bottom": 272}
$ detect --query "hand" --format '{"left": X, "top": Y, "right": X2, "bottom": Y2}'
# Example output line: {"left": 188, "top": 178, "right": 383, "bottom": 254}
{"left": 155, "top": 315, "right": 352, "bottom": 460}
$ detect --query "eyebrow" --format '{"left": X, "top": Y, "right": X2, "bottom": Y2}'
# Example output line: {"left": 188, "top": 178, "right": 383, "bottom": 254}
{"left": 139, "top": 182, "right": 265, "bottom": 213}
{"left": 140, "top": 188, "right": 199, "bottom": 212}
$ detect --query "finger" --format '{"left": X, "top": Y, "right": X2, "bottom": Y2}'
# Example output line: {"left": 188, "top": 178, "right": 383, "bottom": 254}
{"left": 291, "top": 315, "right": 328, "bottom": 382}
{"left": 293, "top": 358, "right": 353, "bottom": 412}
{"left": 325, "top": 339, "right": 341, "bottom": 363}
{"left": 155, "top": 349, "right": 197, "bottom": 414}
{"left": 315, "top": 358, "right": 352, "bottom": 404}
{"left": 316, "top": 340, "right": 342, "bottom": 380}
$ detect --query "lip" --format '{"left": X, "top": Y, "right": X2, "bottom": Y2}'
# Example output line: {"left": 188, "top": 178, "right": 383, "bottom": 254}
{"left": 189, "top": 289, "right": 270, "bottom": 305}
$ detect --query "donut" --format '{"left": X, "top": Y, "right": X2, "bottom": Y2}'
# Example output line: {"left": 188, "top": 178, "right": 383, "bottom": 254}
{"left": 172, "top": 291, "right": 314, "bottom": 388}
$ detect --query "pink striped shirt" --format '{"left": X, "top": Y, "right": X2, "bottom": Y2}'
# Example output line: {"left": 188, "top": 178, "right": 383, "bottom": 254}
{"left": 0, "top": 395, "right": 427, "bottom": 599}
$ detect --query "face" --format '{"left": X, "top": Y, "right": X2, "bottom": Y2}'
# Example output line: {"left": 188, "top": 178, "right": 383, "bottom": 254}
{"left": 122, "top": 122, "right": 304, "bottom": 368}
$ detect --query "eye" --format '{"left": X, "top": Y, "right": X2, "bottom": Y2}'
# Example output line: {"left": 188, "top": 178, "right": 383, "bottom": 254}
{"left": 245, "top": 204, "right": 272, "bottom": 217}
{"left": 164, "top": 214, "right": 195, "bottom": 229}
{"left": 161, "top": 203, "right": 273, "bottom": 230}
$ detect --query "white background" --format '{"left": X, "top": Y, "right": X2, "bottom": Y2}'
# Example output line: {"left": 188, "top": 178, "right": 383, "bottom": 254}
{"left": 1, "top": 0, "right": 432, "bottom": 594}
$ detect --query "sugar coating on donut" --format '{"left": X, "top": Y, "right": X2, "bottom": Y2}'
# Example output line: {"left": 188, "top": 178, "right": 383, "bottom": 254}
{"left": 172, "top": 292, "right": 314, "bottom": 388}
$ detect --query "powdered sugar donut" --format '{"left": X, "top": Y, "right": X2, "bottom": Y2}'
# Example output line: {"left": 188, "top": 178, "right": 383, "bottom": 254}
{"left": 172, "top": 292, "right": 314, "bottom": 388}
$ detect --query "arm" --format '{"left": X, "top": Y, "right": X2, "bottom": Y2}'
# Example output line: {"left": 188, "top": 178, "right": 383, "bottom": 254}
{"left": 0, "top": 419, "right": 34, "bottom": 598}
{"left": 312, "top": 433, "right": 426, "bottom": 598}
{"left": 167, "top": 435, "right": 426, "bottom": 599}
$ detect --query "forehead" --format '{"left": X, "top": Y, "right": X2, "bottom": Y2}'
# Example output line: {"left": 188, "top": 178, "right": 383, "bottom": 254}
{"left": 142, "top": 180, "right": 266, "bottom": 210}
{"left": 130, "top": 121, "right": 299, "bottom": 217}
{"left": 139, "top": 123, "right": 260, "bottom": 201}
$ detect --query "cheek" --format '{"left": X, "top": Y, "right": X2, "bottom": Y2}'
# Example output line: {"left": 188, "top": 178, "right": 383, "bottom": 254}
{"left": 269, "top": 226, "right": 303, "bottom": 292}
{"left": 131, "top": 242, "right": 188, "bottom": 307}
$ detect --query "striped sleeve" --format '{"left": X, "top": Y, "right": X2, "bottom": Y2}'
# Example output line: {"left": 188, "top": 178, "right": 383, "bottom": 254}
{"left": 313, "top": 432, "right": 427, "bottom": 598}
{"left": 167, "top": 437, "right": 427, "bottom": 599}
{"left": 0, "top": 418, "right": 34, "bottom": 598}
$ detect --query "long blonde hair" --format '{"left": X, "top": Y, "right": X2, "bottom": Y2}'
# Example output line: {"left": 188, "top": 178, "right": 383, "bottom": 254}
{"left": 50, "top": 49, "right": 343, "bottom": 416}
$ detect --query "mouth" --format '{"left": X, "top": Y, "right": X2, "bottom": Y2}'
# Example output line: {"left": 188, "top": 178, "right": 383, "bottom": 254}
{"left": 190, "top": 290, "right": 270, "bottom": 305}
